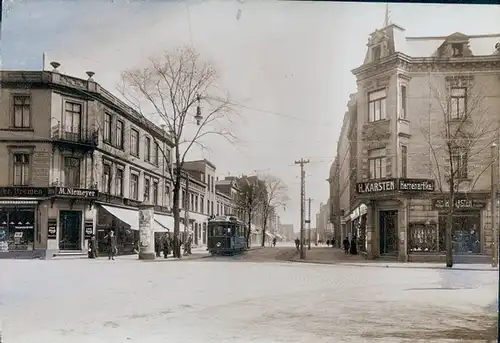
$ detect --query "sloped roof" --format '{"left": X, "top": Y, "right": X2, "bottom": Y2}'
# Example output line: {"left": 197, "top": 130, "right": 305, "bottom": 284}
{"left": 405, "top": 33, "right": 500, "bottom": 58}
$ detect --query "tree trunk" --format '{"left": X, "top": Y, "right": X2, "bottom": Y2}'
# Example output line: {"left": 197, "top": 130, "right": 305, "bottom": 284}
{"left": 446, "top": 192, "right": 454, "bottom": 268}
{"left": 172, "top": 177, "right": 182, "bottom": 258}
{"left": 246, "top": 210, "right": 252, "bottom": 249}
{"left": 261, "top": 226, "right": 266, "bottom": 247}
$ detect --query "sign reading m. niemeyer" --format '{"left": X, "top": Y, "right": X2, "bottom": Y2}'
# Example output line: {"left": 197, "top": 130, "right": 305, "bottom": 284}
{"left": 54, "top": 187, "right": 98, "bottom": 199}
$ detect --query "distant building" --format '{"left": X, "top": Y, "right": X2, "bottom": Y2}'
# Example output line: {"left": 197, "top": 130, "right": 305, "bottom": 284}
{"left": 280, "top": 224, "right": 294, "bottom": 241}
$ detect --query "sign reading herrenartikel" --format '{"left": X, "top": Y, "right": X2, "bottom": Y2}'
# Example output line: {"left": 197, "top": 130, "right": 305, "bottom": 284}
{"left": 356, "top": 178, "right": 435, "bottom": 194}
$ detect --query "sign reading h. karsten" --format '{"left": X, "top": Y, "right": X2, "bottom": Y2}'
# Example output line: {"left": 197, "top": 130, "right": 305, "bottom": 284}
{"left": 356, "top": 178, "right": 435, "bottom": 194}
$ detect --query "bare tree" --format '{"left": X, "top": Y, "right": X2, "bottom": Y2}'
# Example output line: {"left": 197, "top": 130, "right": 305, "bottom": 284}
{"left": 260, "top": 175, "right": 289, "bottom": 247}
{"left": 419, "top": 72, "right": 498, "bottom": 268}
{"left": 118, "top": 47, "right": 236, "bottom": 258}
{"left": 236, "top": 176, "right": 264, "bottom": 248}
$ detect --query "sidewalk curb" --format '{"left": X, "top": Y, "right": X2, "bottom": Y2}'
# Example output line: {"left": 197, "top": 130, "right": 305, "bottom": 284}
{"left": 289, "top": 259, "right": 499, "bottom": 271}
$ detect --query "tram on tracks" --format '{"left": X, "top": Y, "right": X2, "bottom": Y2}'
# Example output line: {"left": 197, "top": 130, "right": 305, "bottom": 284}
{"left": 207, "top": 215, "right": 247, "bottom": 255}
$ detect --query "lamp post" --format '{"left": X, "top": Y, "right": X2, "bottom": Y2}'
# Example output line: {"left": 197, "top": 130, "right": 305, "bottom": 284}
{"left": 491, "top": 143, "right": 498, "bottom": 268}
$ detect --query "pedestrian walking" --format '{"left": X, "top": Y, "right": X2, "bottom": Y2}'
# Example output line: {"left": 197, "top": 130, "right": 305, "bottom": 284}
{"left": 294, "top": 237, "right": 300, "bottom": 251}
{"left": 104, "top": 230, "right": 117, "bottom": 260}
{"left": 326, "top": 239, "right": 330, "bottom": 247}
{"left": 342, "top": 237, "right": 350, "bottom": 255}
{"left": 350, "top": 236, "right": 358, "bottom": 255}
{"left": 163, "top": 233, "right": 171, "bottom": 258}
{"left": 331, "top": 237, "right": 336, "bottom": 248}
{"left": 88, "top": 234, "right": 98, "bottom": 259}
{"left": 272, "top": 237, "right": 277, "bottom": 247}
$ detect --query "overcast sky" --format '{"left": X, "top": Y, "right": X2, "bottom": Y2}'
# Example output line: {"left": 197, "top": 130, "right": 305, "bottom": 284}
{"left": 2, "top": 0, "right": 499, "bottom": 230}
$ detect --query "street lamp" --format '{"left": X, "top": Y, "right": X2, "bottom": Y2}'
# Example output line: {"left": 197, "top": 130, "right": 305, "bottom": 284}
{"left": 194, "top": 94, "right": 203, "bottom": 125}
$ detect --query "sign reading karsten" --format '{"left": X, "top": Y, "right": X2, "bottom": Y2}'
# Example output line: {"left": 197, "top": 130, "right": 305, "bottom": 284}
{"left": 356, "top": 178, "right": 435, "bottom": 194}
{"left": 357, "top": 180, "right": 396, "bottom": 194}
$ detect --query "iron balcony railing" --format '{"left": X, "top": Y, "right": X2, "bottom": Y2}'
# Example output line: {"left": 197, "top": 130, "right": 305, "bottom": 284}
{"left": 51, "top": 123, "right": 98, "bottom": 147}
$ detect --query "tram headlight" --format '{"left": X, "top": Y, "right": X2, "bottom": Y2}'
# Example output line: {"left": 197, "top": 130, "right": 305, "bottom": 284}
{"left": 216, "top": 242, "right": 221, "bottom": 247}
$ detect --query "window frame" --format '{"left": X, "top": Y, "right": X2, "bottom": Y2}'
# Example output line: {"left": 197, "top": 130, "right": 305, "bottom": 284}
{"left": 368, "top": 148, "right": 386, "bottom": 180}
{"left": 401, "top": 145, "right": 408, "bottom": 178}
{"left": 368, "top": 89, "right": 387, "bottom": 123}
{"left": 103, "top": 113, "right": 112, "bottom": 143}
{"left": 63, "top": 156, "right": 81, "bottom": 188}
{"left": 12, "top": 152, "right": 31, "bottom": 186}
{"left": 372, "top": 45, "right": 381, "bottom": 61}
{"left": 451, "top": 148, "right": 468, "bottom": 179}
{"left": 12, "top": 95, "right": 32, "bottom": 129}
{"left": 130, "top": 172, "right": 139, "bottom": 200}
{"left": 152, "top": 180, "right": 159, "bottom": 205}
{"left": 130, "top": 128, "right": 140, "bottom": 157}
{"left": 115, "top": 166, "right": 124, "bottom": 197}
{"left": 451, "top": 43, "right": 463, "bottom": 57}
{"left": 102, "top": 161, "right": 112, "bottom": 194}
{"left": 144, "top": 136, "right": 151, "bottom": 162}
{"left": 449, "top": 87, "right": 467, "bottom": 120}
{"left": 144, "top": 176, "right": 151, "bottom": 202}
{"left": 400, "top": 85, "right": 407, "bottom": 119}
{"left": 116, "top": 119, "right": 124, "bottom": 149}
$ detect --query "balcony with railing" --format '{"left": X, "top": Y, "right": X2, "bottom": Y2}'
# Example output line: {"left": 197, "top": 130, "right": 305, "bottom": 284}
{"left": 51, "top": 123, "right": 98, "bottom": 151}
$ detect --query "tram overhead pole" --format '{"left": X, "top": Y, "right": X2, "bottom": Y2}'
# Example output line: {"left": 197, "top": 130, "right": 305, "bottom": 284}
{"left": 294, "top": 158, "right": 309, "bottom": 260}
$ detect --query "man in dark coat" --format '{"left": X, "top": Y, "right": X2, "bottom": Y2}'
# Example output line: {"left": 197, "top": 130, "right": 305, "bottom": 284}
{"left": 343, "top": 237, "right": 350, "bottom": 254}
{"left": 350, "top": 236, "right": 358, "bottom": 255}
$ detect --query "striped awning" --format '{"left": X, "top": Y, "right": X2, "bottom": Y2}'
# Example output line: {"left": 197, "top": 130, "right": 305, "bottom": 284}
{"left": 0, "top": 200, "right": 39, "bottom": 205}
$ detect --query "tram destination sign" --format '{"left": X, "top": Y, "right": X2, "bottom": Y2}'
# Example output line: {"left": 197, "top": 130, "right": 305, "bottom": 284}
{"left": 356, "top": 178, "right": 435, "bottom": 194}
{"left": 0, "top": 187, "right": 48, "bottom": 197}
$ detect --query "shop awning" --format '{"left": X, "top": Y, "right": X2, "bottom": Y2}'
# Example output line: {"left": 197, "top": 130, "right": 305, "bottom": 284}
{"left": 155, "top": 214, "right": 188, "bottom": 232}
{"left": 181, "top": 212, "right": 208, "bottom": 223}
{"left": 265, "top": 231, "right": 274, "bottom": 238}
{"left": 101, "top": 205, "right": 138, "bottom": 230}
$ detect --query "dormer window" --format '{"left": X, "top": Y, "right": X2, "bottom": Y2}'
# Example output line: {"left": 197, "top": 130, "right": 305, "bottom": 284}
{"left": 451, "top": 43, "right": 463, "bottom": 57}
{"left": 372, "top": 45, "right": 381, "bottom": 61}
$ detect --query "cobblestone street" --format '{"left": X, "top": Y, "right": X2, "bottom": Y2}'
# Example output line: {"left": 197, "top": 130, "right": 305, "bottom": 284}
{"left": 1, "top": 252, "right": 497, "bottom": 343}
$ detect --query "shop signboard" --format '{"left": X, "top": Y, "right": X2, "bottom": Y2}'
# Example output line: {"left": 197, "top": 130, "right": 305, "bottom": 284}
{"left": 356, "top": 178, "right": 435, "bottom": 194}
{"left": 84, "top": 221, "right": 94, "bottom": 239}
{"left": 0, "top": 187, "right": 48, "bottom": 197}
{"left": 50, "top": 187, "right": 98, "bottom": 199}
{"left": 433, "top": 198, "right": 486, "bottom": 210}
{"left": 47, "top": 218, "right": 57, "bottom": 239}
{"left": 356, "top": 179, "right": 396, "bottom": 194}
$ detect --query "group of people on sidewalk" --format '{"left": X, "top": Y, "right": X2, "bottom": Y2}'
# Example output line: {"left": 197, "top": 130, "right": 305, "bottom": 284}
{"left": 86, "top": 229, "right": 195, "bottom": 260}
{"left": 342, "top": 236, "right": 358, "bottom": 255}
{"left": 154, "top": 232, "right": 194, "bottom": 259}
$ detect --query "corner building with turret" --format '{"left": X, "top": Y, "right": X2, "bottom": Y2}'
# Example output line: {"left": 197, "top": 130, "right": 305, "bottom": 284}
{"left": 329, "top": 22, "right": 500, "bottom": 263}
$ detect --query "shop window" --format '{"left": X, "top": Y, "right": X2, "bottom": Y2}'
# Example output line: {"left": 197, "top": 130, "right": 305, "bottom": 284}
{"left": 0, "top": 210, "right": 35, "bottom": 252}
{"left": 13, "top": 153, "right": 30, "bottom": 186}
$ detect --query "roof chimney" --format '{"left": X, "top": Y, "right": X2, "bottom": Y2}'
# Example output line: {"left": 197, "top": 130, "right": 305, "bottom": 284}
{"left": 50, "top": 61, "right": 61, "bottom": 73}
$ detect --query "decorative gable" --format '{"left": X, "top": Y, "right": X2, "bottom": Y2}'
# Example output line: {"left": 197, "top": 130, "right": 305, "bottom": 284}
{"left": 435, "top": 32, "right": 473, "bottom": 58}
{"left": 364, "top": 29, "right": 391, "bottom": 64}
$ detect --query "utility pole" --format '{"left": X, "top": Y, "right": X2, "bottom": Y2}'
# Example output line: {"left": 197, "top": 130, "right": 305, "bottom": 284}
{"left": 295, "top": 158, "right": 309, "bottom": 260}
{"left": 491, "top": 143, "right": 498, "bottom": 267}
{"left": 307, "top": 197, "right": 312, "bottom": 250}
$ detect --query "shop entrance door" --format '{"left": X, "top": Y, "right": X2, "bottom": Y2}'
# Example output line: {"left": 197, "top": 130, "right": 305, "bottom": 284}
{"left": 379, "top": 210, "right": 398, "bottom": 255}
{"left": 59, "top": 210, "right": 82, "bottom": 250}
